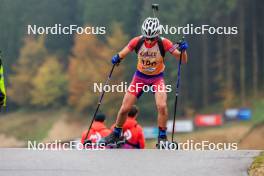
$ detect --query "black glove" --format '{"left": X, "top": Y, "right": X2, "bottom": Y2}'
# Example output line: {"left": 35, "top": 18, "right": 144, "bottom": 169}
{"left": 0, "top": 91, "right": 5, "bottom": 107}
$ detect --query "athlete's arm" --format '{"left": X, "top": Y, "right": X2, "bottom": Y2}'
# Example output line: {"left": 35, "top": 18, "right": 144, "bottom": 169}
{"left": 112, "top": 47, "right": 131, "bottom": 64}
{"left": 118, "top": 46, "right": 131, "bottom": 59}
{"left": 163, "top": 38, "right": 188, "bottom": 64}
{"left": 171, "top": 49, "right": 188, "bottom": 64}
{"left": 118, "top": 36, "right": 141, "bottom": 60}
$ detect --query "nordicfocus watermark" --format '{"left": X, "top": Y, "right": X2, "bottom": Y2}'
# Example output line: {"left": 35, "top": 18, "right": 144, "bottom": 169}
{"left": 27, "top": 24, "right": 106, "bottom": 35}
{"left": 160, "top": 24, "right": 238, "bottom": 35}
{"left": 158, "top": 140, "right": 238, "bottom": 151}
{"left": 93, "top": 82, "right": 172, "bottom": 93}
{"left": 27, "top": 23, "right": 237, "bottom": 36}
{"left": 27, "top": 140, "right": 106, "bottom": 150}
{"left": 27, "top": 140, "right": 238, "bottom": 151}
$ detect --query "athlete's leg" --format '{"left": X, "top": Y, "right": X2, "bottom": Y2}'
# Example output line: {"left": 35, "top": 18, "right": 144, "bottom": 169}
{"left": 152, "top": 77, "right": 168, "bottom": 128}
{"left": 98, "top": 92, "right": 136, "bottom": 146}
{"left": 155, "top": 91, "right": 168, "bottom": 129}
{"left": 99, "top": 75, "right": 143, "bottom": 145}
{"left": 152, "top": 77, "right": 169, "bottom": 141}
{"left": 114, "top": 74, "right": 144, "bottom": 127}
{"left": 115, "top": 92, "right": 137, "bottom": 127}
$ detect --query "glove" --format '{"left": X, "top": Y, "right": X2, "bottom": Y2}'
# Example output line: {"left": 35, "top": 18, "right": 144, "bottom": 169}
{"left": 111, "top": 54, "right": 121, "bottom": 65}
{"left": 0, "top": 91, "right": 5, "bottom": 107}
{"left": 178, "top": 41, "right": 188, "bottom": 52}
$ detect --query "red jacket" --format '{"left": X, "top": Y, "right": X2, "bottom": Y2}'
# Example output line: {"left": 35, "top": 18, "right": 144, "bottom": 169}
{"left": 112, "top": 117, "right": 145, "bottom": 149}
{"left": 81, "top": 121, "right": 111, "bottom": 144}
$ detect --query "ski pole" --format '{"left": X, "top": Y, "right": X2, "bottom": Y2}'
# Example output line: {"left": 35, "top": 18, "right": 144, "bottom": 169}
{"left": 171, "top": 37, "right": 185, "bottom": 143}
{"left": 83, "top": 63, "right": 117, "bottom": 145}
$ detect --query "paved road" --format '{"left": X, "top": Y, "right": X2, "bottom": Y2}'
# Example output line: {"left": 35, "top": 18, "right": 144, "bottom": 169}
{"left": 0, "top": 149, "right": 260, "bottom": 176}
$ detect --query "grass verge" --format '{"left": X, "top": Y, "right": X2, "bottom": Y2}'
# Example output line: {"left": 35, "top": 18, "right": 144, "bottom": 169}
{"left": 0, "top": 111, "right": 60, "bottom": 142}
{"left": 248, "top": 152, "right": 264, "bottom": 176}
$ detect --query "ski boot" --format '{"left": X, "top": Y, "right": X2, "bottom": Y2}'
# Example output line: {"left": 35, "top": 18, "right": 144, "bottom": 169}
{"left": 99, "top": 132, "right": 125, "bottom": 148}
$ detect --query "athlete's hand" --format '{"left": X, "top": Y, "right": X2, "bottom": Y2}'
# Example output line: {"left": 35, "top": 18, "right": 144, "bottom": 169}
{"left": 178, "top": 41, "right": 188, "bottom": 52}
{"left": 111, "top": 54, "right": 121, "bottom": 65}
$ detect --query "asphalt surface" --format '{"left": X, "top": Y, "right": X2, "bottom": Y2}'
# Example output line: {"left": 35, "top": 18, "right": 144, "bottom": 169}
{"left": 0, "top": 149, "right": 260, "bottom": 176}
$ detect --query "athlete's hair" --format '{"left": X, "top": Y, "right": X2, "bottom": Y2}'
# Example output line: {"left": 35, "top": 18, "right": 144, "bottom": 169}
{"left": 94, "top": 113, "right": 106, "bottom": 122}
{"left": 128, "top": 105, "right": 139, "bottom": 118}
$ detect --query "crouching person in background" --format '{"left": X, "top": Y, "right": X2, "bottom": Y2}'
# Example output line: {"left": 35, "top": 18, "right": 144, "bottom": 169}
{"left": 112, "top": 105, "right": 145, "bottom": 149}
{"left": 81, "top": 113, "right": 111, "bottom": 145}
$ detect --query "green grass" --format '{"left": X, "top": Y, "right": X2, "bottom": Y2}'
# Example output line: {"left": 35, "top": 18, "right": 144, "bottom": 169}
{"left": 0, "top": 111, "right": 60, "bottom": 141}
{"left": 251, "top": 99, "right": 264, "bottom": 124}
{"left": 248, "top": 152, "right": 264, "bottom": 176}
{"left": 0, "top": 97, "right": 263, "bottom": 145}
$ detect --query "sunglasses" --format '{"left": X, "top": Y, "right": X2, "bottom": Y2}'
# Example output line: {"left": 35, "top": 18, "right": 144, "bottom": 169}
{"left": 146, "top": 37, "right": 157, "bottom": 41}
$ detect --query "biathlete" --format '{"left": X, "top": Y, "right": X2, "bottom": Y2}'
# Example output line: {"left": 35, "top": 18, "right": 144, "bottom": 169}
{"left": 99, "top": 17, "right": 188, "bottom": 146}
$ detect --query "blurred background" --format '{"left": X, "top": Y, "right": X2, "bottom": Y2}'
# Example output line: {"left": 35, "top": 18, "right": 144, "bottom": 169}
{"left": 0, "top": 0, "right": 263, "bottom": 149}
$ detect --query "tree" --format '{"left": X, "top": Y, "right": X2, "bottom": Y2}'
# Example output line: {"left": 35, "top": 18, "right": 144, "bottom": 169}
{"left": 8, "top": 36, "right": 47, "bottom": 106}
{"left": 202, "top": 34, "right": 209, "bottom": 106}
{"left": 0, "top": 0, "right": 81, "bottom": 75}
{"left": 107, "top": 22, "right": 129, "bottom": 52}
{"left": 251, "top": 0, "right": 258, "bottom": 98}
{"left": 239, "top": 0, "right": 246, "bottom": 105}
{"left": 81, "top": 0, "right": 143, "bottom": 36}
{"left": 222, "top": 22, "right": 236, "bottom": 108}
{"left": 68, "top": 30, "right": 111, "bottom": 112}
{"left": 30, "top": 56, "right": 67, "bottom": 107}
{"left": 68, "top": 24, "right": 128, "bottom": 115}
